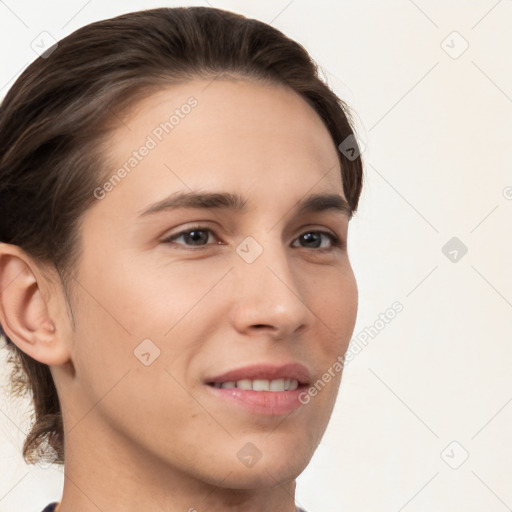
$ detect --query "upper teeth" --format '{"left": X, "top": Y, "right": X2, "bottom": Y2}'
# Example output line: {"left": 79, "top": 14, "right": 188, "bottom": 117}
{"left": 211, "top": 378, "right": 299, "bottom": 391}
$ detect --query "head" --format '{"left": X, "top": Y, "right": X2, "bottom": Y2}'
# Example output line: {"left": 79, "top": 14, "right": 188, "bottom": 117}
{"left": 0, "top": 6, "right": 363, "bottom": 488}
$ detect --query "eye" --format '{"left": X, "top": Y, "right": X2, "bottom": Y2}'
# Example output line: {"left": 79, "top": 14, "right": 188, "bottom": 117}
{"left": 291, "top": 230, "right": 343, "bottom": 250}
{"left": 162, "top": 225, "right": 220, "bottom": 247}
{"left": 161, "top": 225, "right": 344, "bottom": 250}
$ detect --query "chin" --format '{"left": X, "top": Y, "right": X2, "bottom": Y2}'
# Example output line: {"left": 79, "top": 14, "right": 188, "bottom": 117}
{"left": 215, "top": 439, "right": 313, "bottom": 489}
{"left": 217, "top": 460, "right": 307, "bottom": 490}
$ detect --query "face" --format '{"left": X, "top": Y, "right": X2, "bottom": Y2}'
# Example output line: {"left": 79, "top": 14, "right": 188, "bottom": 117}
{"left": 55, "top": 77, "right": 358, "bottom": 489}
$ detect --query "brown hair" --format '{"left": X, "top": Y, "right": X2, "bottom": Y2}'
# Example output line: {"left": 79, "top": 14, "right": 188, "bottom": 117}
{"left": 0, "top": 6, "right": 364, "bottom": 465}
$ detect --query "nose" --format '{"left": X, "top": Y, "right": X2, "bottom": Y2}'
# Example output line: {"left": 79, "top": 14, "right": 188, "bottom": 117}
{"left": 229, "top": 236, "right": 315, "bottom": 340}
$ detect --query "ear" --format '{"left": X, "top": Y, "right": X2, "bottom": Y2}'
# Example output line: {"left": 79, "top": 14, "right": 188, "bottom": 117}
{"left": 0, "top": 243, "right": 71, "bottom": 366}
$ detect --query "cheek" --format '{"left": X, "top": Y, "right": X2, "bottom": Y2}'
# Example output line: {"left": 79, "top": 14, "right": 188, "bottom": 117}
{"left": 296, "top": 266, "right": 357, "bottom": 427}
{"left": 68, "top": 253, "right": 226, "bottom": 405}
{"left": 312, "top": 265, "right": 358, "bottom": 353}
{"left": 102, "top": 252, "right": 231, "bottom": 338}
{"left": 68, "top": 277, "right": 202, "bottom": 433}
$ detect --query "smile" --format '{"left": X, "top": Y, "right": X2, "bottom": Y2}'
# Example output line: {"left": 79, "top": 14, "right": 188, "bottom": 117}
{"left": 208, "top": 378, "right": 299, "bottom": 391}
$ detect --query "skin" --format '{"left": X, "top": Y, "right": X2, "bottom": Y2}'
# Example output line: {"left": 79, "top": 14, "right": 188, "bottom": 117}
{"left": 0, "top": 77, "right": 358, "bottom": 512}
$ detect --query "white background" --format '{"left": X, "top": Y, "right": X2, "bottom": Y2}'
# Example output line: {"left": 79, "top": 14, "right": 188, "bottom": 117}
{"left": 0, "top": 1, "right": 511, "bottom": 511}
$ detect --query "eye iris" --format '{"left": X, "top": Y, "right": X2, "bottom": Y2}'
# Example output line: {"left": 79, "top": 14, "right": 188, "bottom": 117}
{"left": 185, "top": 230, "right": 208, "bottom": 245}
{"left": 301, "top": 232, "right": 321, "bottom": 248}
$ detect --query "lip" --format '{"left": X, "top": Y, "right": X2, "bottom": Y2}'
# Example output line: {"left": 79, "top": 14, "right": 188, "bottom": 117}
{"left": 204, "top": 362, "right": 311, "bottom": 416}
{"left": 204, "top": 362, "right": 311, "bottom": 385}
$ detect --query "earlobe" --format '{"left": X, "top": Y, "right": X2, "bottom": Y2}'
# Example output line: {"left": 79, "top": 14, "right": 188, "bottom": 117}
{"left": 0, "top": 244, "right": 69, "bottom": 366}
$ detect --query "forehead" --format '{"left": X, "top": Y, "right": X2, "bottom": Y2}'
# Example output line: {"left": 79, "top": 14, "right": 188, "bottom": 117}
{"left": 97, "top": 77, "right": 345, "bottom": 214}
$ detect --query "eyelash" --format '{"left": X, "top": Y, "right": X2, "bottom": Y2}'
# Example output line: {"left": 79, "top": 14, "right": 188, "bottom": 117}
{"left": 161, "top": 224, "right": 345, "bottom": 251}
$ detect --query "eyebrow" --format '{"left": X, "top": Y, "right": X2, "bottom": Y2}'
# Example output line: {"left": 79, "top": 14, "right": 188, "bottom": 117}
{"left": 138, "top": 191, "right": 352, "bottom": 219}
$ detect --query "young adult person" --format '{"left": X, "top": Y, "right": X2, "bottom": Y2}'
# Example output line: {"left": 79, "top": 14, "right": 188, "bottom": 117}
{"left": 0, "top": 6, "right": 364, "bottom": 511}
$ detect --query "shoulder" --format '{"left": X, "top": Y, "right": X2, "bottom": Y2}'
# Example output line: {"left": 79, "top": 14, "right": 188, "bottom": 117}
{"left": 41, "top": 502, "right": 59, "bottom": 512}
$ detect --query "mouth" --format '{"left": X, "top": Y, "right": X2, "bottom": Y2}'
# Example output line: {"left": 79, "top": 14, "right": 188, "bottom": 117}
{"left": 204, "top": 362, "right": 311, "bottom": 415}
{"left": 207, "top": 378, "right": 302, "bottom": 391}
